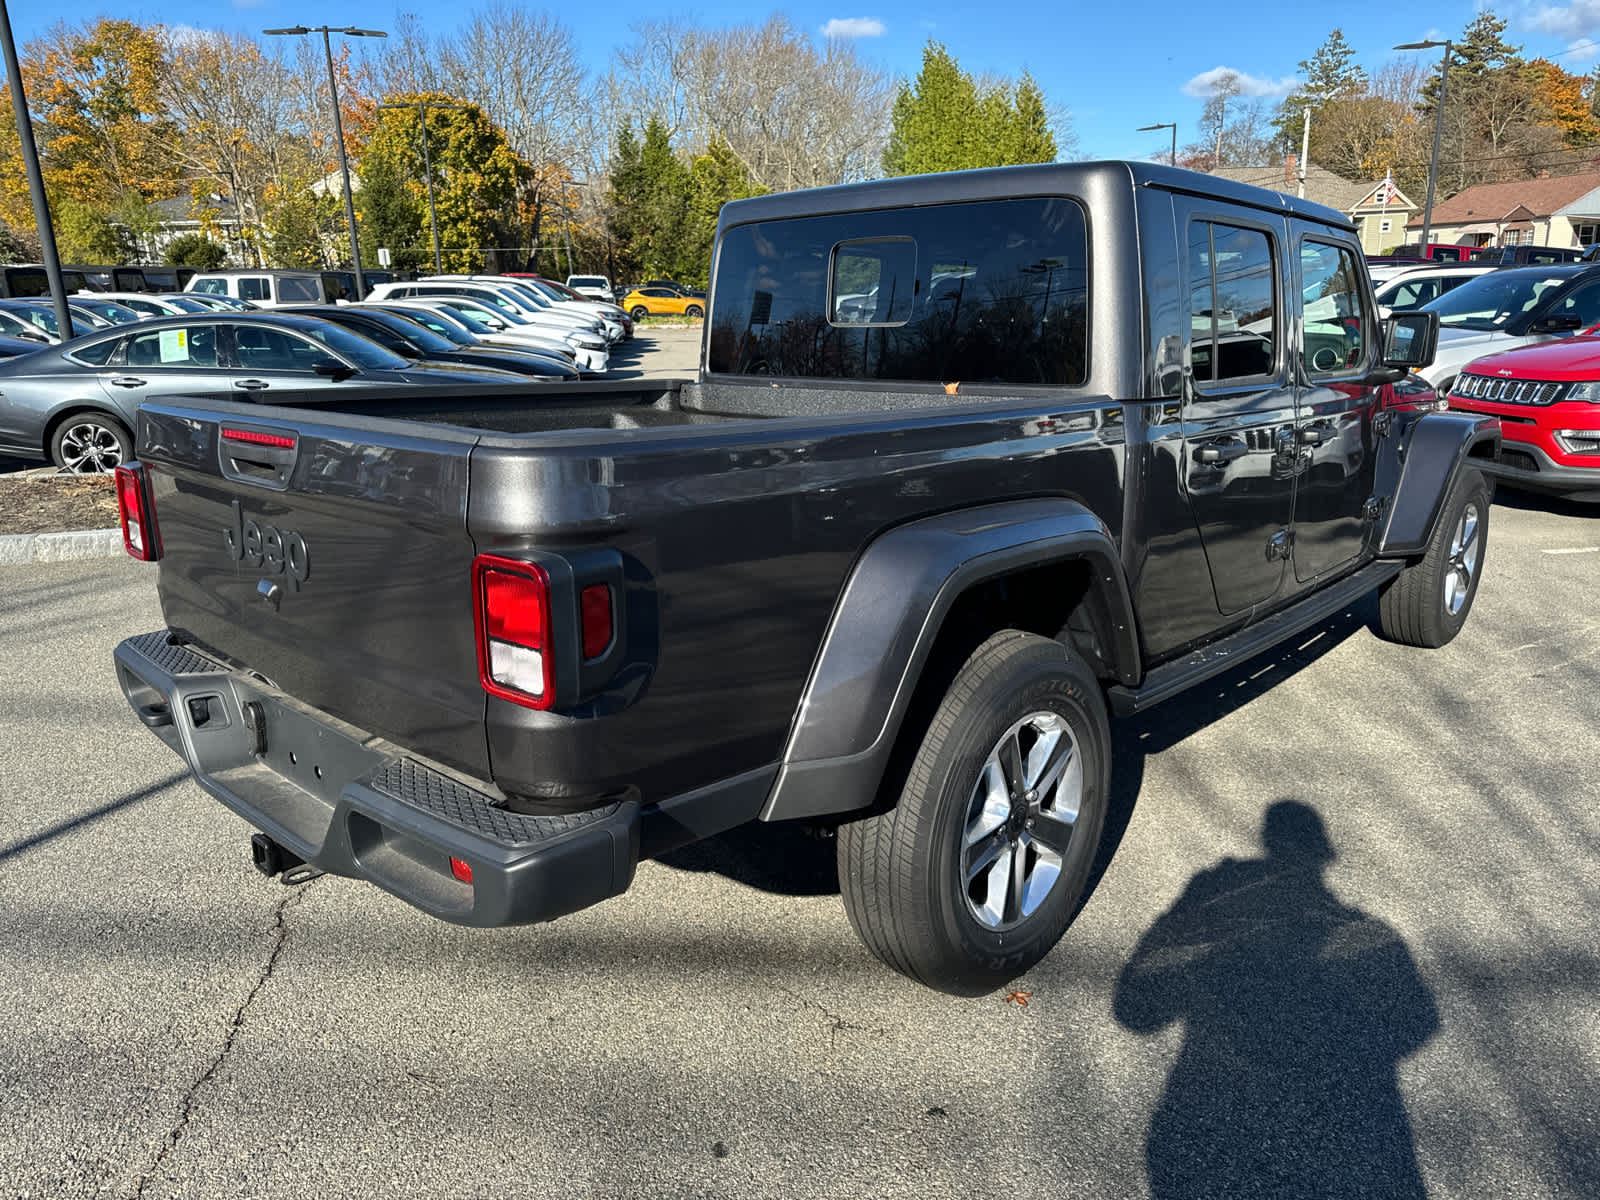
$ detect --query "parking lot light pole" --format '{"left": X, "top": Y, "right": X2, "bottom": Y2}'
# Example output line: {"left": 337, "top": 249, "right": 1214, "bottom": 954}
{"left": 379, "top": 100, "right": 465, "bottom": 275}
{"left": 265, "top": 25, "right": 387, "bottom": 296}
{"left": 0, "top": 0, "right": 72, "bottom": 341}
{"left": 1138, "top": 122, "right": 1178, "bottom": 167}
{"left": 1396, "top": 39, "right": 1451, "bottom": 251}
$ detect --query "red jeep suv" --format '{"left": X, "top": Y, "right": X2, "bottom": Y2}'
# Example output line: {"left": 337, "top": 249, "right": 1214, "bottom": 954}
{"left": 1448, "top": 335, "right": 1600, "bottom": 502}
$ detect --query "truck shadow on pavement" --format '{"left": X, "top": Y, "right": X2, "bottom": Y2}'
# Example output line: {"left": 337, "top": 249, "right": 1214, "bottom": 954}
{"left": 1113, "top": 799, "right": 1439, "bottom": 1198}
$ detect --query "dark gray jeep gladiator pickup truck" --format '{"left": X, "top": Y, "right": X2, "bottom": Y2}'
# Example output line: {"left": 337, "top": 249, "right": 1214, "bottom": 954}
{"left": 113, "top": 162, "right": 1498, "bottom": 993}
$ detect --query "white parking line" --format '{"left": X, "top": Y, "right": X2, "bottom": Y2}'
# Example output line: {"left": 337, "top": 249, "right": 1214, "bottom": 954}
{"left": 1540, "top": 547, "right": 1599, "bottom": 555}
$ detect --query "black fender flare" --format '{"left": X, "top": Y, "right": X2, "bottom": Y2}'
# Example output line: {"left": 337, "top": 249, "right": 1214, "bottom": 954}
{"left": 761, "top": 498, "right": 1139, "bottom": 823}
{"left": 1377, "top": 412, "right": 1500, "bottom": 559}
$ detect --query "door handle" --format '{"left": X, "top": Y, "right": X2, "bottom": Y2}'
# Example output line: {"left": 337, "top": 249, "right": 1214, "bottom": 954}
{"left": 233, "top": 379, "right": 270, "bottom": 391}
{"left": 1196, "top": 442, "right": 1248, "bottom": 464}
{"left": 109, "top": 376, "right": 146, "bottom": 388}
{"left": 1298, "top": 428, "right": 1325, "bottom": 445}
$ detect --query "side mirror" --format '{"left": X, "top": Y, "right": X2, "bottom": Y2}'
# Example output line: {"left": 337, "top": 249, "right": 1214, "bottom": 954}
{"left": 1531, "top": 314, "right": 1584, "bottom": 335}
{"left": 312, "top": 358, "right": 356, "bottom": 380}
{"left": 1381, "top": 311, "right": 1438, "bottom": 369}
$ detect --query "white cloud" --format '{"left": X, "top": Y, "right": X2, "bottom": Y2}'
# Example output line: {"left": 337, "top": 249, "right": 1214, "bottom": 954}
{"left": 1182, "top": 66, "right": 1298, "bottom": 99}
{"left": 1528, "top": 1, "right": 1600, "bottom": 40}
{"left": 1568, "top": 36, "right": 1600, "bottom": 62}
{"left": 821, "top": 17, "right": 886, "bottom": 38}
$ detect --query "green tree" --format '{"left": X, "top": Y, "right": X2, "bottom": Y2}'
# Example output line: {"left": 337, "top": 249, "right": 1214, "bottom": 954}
{"left": 682, "top": 136, "right": 764, "bottom": 287}
{"left": 357, "top": 149, "right": 424, "bottom": 271}
{"left": 883, "top": 41, "right": 1057, "bottom": 176}
{"left": 162, "top": 231, "right": 226, "bottom": 269}
{"left": 51, "top": 197, "right": 135, "bottom": 262}
{"left": 358, "top": 94, "right": 527, "bottom": 273}
{"left": 1273, "top": 29, "right": 1369, "bottom": 151}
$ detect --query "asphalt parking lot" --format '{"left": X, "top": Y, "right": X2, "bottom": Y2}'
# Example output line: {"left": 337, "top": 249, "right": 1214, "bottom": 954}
{"left": 1, "top": 487, "right": 1596, "bottom": 1198}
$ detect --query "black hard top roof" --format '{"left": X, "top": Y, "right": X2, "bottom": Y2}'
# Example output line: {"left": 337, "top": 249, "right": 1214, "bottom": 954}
{"left": 718, "top": 160, "right": 1353, "bottom": 231}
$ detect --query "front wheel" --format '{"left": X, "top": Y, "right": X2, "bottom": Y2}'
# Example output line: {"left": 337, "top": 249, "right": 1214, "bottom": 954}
{"left": 1377, "top": 465, "right": 1490, "bottom": 648}
{"left": 838, "top": 631, "right": 1111, "bottom": 994}
{"left": 52, "top": 413, "right": 132, "bottom": 474}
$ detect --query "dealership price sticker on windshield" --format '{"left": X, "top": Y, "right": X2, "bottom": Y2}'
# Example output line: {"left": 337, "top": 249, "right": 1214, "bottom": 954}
{"left": 159, "top": 329, "right": 189, "bottom": 363}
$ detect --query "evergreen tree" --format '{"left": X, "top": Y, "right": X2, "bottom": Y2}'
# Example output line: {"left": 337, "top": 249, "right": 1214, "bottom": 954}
{"left": 162, "top": 232, "right": 226, "bottom": 269}
{"left": 1273, "top": 30, "right": 1369, "bottom": 152}
{"left": 357, "top": 150, "right": 424, "bottom": 271}
{"left": 883, "top": 41, "right": 1056, "bottom": 176}
{"left": 683, "top": 136, "right": 765, "bottom": 287}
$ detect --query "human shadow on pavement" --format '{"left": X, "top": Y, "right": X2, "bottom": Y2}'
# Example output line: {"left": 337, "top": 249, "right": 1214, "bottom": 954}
{"left": 1113, "top": 800, "right": 1439, "bottom": 1199}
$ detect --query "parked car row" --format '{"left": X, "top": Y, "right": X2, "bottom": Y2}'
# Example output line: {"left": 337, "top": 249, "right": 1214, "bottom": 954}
{"left": 0, "top": 287, "right": 629, "bottom": 470}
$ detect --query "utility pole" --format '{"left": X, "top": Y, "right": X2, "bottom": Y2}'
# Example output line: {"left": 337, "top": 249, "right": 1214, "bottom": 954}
{"left": 0, "top": 0, "right": 72, "bottom": 341}
{"left": 1298, "top": 108, "right": 1311, "bottom": 199}
{"left": 379, "top": 99, "right": 465, "bottom": 275}
{"left": 1396, "top": 38, "right": 1452, "bottom": 250}
{"left": 1137, "top": 122, "right": 1178, "bottom": 167}
{"left": 265, "top": 25, "right": 387, "bottom": 295}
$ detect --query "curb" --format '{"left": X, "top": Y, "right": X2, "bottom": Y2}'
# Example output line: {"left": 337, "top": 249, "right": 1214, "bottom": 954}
{"left": 0, "top": 527, "right": 125, "bottom": 565}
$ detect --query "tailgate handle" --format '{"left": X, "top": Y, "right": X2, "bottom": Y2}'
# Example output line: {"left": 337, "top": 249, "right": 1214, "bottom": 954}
{"left": 218, "top": 424, "right": 298, "bottom": 491}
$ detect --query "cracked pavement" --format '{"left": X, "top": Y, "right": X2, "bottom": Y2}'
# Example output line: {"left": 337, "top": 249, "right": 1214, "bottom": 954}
{"left": 2, "top": 491, "right": 1598, "bottom": 1198}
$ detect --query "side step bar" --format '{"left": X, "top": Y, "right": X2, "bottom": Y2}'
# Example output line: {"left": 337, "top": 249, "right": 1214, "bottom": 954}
{"left": 1108, "top": 560, "right": 1402, "bottom": 717}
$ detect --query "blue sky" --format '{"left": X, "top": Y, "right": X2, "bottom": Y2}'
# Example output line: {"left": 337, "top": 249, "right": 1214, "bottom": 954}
{"left": 15, "top": 1, "right": 1600, "bottom": 163}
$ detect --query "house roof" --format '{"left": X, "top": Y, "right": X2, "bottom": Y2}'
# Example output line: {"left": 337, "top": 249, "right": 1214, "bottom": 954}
{"left": 1208, "top": 160, "right": 1372, "bottom": 215}
{"left": 1406, "top": 171, "right": 1600, "bottom": 229}
{"left": 146, "top": 194, "right": 241, "bottom": 223}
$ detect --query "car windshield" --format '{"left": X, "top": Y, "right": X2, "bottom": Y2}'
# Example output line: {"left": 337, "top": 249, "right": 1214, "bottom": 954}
{"left": 570, "top": 276, "right": 605, "bottom": 288}
{"left": 5, "top": 304, "right": 96, "bottom": 338}
{"left": 350, "top": 310, "right": 456, "bottom": 354}
{"left": 521, "top": 279, "right": 566, "bottom": 302}
{"left": 293, "top": 321, "right": 410, "bottom": 370}
{"left": 163, "top": 295, "right": 212, "bottom": 313}
{"left": 1419, "top": 271, "right": 1573, "bottom": 330}
{"left": 73, "top": 298, "right": 140, "bottom": 323}
{"left": 389, "top": 308, "right": 475, "bottom": 344}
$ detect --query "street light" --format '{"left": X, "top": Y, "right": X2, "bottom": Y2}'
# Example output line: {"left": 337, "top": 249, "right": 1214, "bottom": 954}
{"left": 379, "top": 100, "right": 466, "bottom": 274}
{"left": 1395, "top": 39, "right": 1451, "bottom": 252}
{"left": 0, "top": 0, "right": 72, "bottom": 341}
{"left": 264, "top": 25, "right": 387, "bottom": 296}
{"left": 1138, "top": 122, "right": 1178, "bottom": 167}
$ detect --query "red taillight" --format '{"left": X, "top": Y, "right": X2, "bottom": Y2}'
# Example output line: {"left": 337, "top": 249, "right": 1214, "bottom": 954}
{"left": 221, "top": 427, "right": 296, "bottom": 449}
{"left": 114, "top": 463, "right": 160, "bottom": 561}
{"left": 580, "top": 584, "right": 613, "bottom": 659}
{"left": 449, "top": 857, "right": 473, "bottom": 884}
{"left": 473, "top": 555, "right": 554, "bottom": 708}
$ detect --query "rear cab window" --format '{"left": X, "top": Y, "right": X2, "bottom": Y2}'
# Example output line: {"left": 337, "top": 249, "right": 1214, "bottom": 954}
{"left": 708, "top": 196, "right": 1089, "bottom": 387}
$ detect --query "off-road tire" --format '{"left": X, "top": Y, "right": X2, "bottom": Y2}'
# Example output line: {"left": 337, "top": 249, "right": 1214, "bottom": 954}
{"left": 1377, "top": 465, "right": 1491, "bottom": 648}
{"left": 837, "top": 631, "right": 1111, "bottom": 994}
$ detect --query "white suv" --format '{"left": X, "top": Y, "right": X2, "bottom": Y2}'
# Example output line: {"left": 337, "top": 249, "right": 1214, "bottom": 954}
{"left": 566, "top": 274, "right": 612, "bottom": 302}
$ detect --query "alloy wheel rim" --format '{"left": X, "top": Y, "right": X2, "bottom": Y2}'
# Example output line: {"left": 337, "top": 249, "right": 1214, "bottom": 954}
{"left": 961, "top": 710, "right": 1082, "bottom": 931}
{"left": 59, "top": 422, "right": 124, "bottom": 474}
{"left": 1443, "top": 502, "right": 1480, "bottom": 616}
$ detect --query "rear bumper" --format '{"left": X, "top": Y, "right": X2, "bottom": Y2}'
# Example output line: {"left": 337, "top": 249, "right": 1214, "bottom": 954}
{"left": 113, "top": 630, "right": 639, "bottom": 926}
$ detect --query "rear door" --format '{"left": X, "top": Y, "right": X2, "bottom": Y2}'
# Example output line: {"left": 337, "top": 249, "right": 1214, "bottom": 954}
{"left": 138, "top": 398, "right": 488, "bottom": 775}
{"left": 1178, "top": 203, "right": 1297, "bottom": 615}
{"left": 97, "top": 323, "right": 236, "bottom": 409}
{"left": 1290, "top": 233, "right": 1382, "bottom": 584}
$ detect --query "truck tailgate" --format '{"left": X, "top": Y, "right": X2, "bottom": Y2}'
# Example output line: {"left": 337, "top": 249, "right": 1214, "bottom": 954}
{"left": 137, "top": 399, "right": 490, "bottom": 778}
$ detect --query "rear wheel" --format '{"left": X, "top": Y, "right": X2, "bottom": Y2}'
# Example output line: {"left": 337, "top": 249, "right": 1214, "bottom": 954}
{"left": 685, "top": 304, "right": 703, "bottom": 318}
{"left": 1377, "top": 465, "right": 1490, "bottom": 648}
{"left": 838, "top": 632, "right": 1110, "bottom": 994}
{"left": 630, "top": 305, "right": 649, "bottom": 322}
{"left": 51, "top": 413, "right": 132, "bottom": 474}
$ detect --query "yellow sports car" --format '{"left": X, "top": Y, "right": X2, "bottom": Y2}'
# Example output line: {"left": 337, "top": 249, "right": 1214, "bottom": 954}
{"left": 621, "top": 287, "right": 704, "bottom": 320}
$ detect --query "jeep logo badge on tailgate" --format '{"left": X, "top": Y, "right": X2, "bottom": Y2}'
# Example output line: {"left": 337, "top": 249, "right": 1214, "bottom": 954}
{"left": 225, "top": 499, "right": 310, "bottom": 591}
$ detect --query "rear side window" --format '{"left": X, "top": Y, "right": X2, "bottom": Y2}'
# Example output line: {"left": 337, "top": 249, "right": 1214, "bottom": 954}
{"left": 191, "top": 278, "right": 228, "bottom": 295}
{"left": 1300, "top": 241, "right": 1369, "bottom": 377}
{"left": 708, "top": 196, "right": 1089, "bottom": 387}
{"left": 123, "top": 325, "right": 220, "bottom": 367}
{"left": 1188, "top": 221, "right": 1277, "bottom": 384}
{"left": 2, "top": 268, "right": 48, "bottom": 297}
{"left": 239, "top": 278, "right": 268, "bottom": 302}
{"left": 68, "top": 337, "right": 119, "bottom": 366}
{"left": 276, "top": 277, "right": 319, "bottom": 302}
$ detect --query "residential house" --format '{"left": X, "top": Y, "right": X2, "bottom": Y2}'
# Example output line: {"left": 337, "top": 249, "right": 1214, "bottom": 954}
{"left": 136, "top": 194, "right": 251, "bottom": 266}
{"left": 1209, "top": 157, "right": 1419, "bottom": 254}
{"left": 1404, "top": 170, "right": 1600, "bottom": 250}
